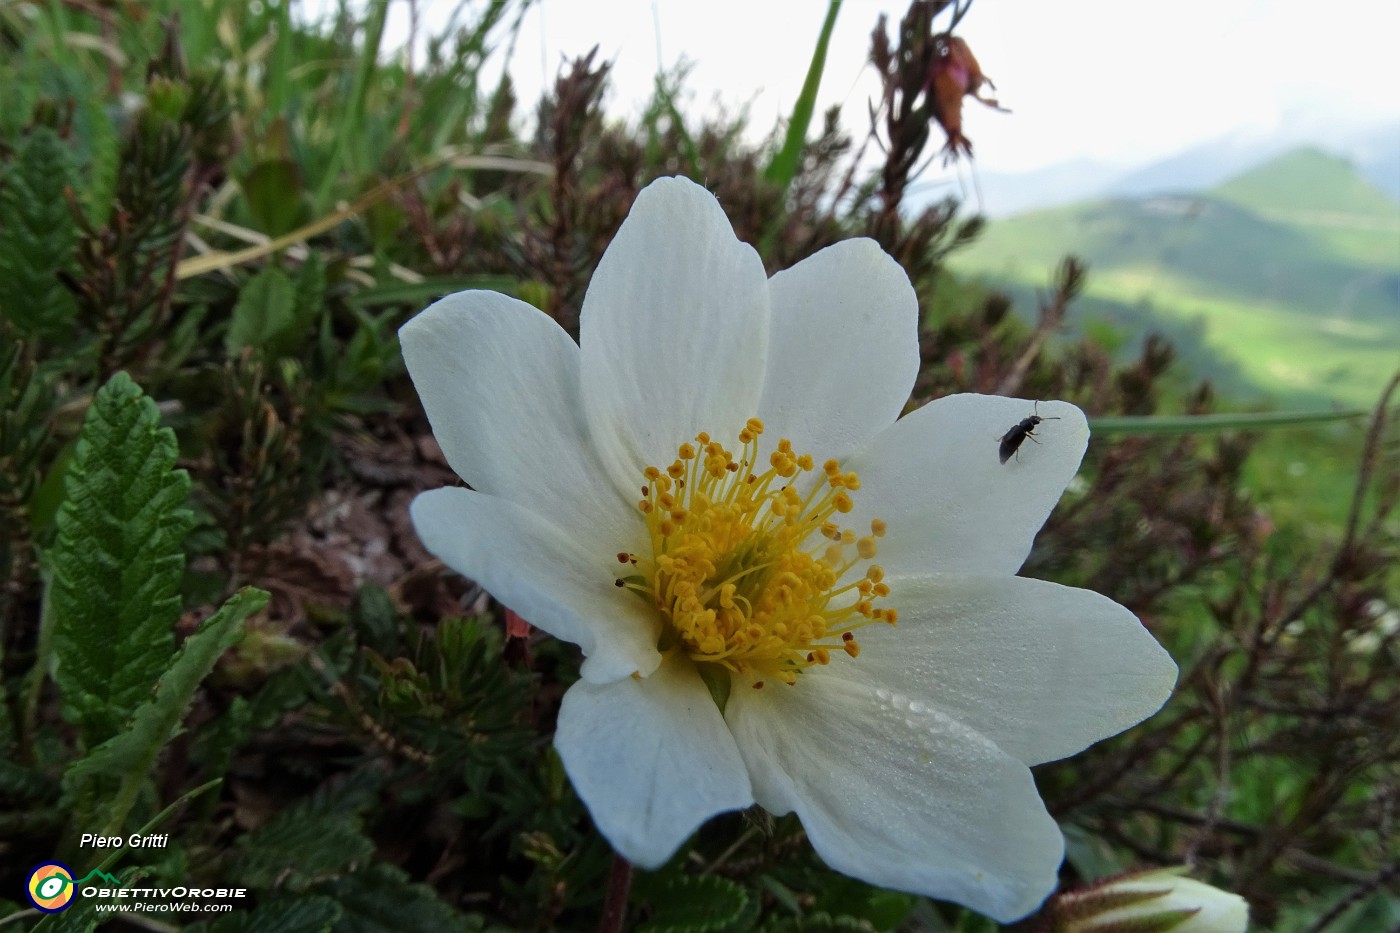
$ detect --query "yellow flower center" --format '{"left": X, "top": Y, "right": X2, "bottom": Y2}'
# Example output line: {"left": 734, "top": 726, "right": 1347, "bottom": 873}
{"left": 615, "top": 417, "right": 896, "bottom": 688}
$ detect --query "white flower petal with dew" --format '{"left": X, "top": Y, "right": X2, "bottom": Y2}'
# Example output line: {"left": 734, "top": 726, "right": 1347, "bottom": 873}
{"left": 555, "top": 653, "right": 752, "bottom": 868}
{"left": 848, "top": 575, "right": 1178, "bottom": 767}
{"left": 401, "top": 175, "right": 1179, "bottom": 923}
{"left": 725, "top": 667, "right": 1064, "bottom": 923}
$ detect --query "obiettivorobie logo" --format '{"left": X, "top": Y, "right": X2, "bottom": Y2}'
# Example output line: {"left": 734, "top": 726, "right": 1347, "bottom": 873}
{"left": 25, "top": 862, "right": 123, "bottom": 913}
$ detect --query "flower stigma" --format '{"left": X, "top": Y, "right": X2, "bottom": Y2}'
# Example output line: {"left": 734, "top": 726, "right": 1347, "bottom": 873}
{"left": 615, "top": 417, "right": 896, "bottom": 687}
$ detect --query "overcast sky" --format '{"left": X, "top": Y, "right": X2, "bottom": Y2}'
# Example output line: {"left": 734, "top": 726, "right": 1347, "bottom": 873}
{"left": 361, "top": 0, "right": 1400, "bottom": 175}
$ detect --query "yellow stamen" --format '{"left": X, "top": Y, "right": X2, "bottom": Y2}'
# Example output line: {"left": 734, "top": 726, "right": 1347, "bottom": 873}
{"left": 616, "top": 418, "right": 895, "bottom": 687}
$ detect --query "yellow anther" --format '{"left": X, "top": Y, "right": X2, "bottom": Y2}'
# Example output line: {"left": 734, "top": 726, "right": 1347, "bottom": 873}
{"left": 621, "top": 417, "right": 893, "bottom": 687}
{"left": 870, "top": 518, "right": 887, "bottom": 537}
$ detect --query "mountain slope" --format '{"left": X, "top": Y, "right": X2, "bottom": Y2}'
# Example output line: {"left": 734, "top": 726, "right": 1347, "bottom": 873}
{"left": 951, "top": 148, "right": 1400, "bottom": 407}
{"left": 1213, "top": 147, "right": 1399, "bottom": 218}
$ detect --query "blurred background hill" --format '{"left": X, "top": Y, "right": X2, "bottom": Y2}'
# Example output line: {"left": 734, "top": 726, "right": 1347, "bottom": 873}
{"left": 951, "top": 145, "right": 1400, "bottom": 408}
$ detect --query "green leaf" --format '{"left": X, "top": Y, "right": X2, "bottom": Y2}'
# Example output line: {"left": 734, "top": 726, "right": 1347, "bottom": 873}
{"left": 292, "top": 252, "right": 328, "bottom": 337}
{"left": 62, "top": 587, "right": 266, "bottom": 836}
{"left": 345, "top": 275, "right": 520, "bottom": 310}
{"left": 226, "top": 266, "right": 298, "bottom": 357}
{"left": 76, "top": 96, "right": 120, "bottom": 228}
{"left": 50, "top": 372, "right": 195, "bottom": 745}
{"left": 209, "top": 895, "right": 343, "bottom": 933}
{"left": 0, "top": 126, "right": 80, "bottom": 339}
{"left": 234, "top": 804, "right": 376, "bottom": 890}
{"left": 762, "top": 0, "right": 842, "bottom": 193}
{"left": 638, "top": 874, "right": 753, "bottom": 933}
{"left": 241, "top": 158, "right": 307, "bottom": 238}
{"left": 313, "top": 863, "right": 472, "bottom": 933}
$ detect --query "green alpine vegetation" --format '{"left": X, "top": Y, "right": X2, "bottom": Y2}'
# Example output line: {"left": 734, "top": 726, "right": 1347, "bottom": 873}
{"left": 953, "top": 146, "right": 1400, "bottom": 408}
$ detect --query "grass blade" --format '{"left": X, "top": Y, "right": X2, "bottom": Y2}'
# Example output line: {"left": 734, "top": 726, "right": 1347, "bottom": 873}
{"left": 763, "top": 0, "right": 842, "bottom": 193}
{"left": 1090, "top": 408, "right": 1372, "bottom": 436}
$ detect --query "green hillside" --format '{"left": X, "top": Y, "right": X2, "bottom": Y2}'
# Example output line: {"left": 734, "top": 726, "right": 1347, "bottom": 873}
{"left": 953, "top": 148, "right": 1400, "bottom": 407}
{"left": 1214, "top": 146, "right": 1398, "bottom": 218}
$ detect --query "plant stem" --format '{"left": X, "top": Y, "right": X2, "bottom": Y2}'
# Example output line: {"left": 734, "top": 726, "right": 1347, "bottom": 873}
{"left": 597, "top": 853, "right": 633, "bottom": 933}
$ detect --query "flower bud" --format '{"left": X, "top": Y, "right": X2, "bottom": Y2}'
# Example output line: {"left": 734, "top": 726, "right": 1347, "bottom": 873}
{"left": 1052, "top": 867, "right": 1248, "bottom": 933}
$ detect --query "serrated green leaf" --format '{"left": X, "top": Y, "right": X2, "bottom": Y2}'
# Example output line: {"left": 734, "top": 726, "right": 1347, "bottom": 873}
{"left": 75, "top": 96, "right": 119, "bottom": 228}
{"left": 210, "top": 895, "right": 343, "bottom": 933}
{"left": 235, "top": 805, "right": 375, "bottom": 890}
{"left": 639, "top": 874, "right": 753, "bottom": 933}
{"left": 63, "top": 587, "right": 266, "bottom": 836}
{"left": 50, "top": 371, "right": 195, "bottom": 745}
{"left": 0, "top": 126, "right": 80, "bottom": 339}
{"left": 314, "top": 863, "right": 471, "bottom": 933}
{"left": 225, "top": 266, "right": 297, "bottom": 357}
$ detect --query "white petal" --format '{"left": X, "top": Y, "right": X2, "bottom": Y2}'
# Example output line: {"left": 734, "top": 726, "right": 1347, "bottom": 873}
{"left": 399, "top": 290, "right": 635, "bottom": 547}
{"left": 555, "top": 653, "right": 753, "bottom": 867}
{"left": 726, "top": 671, "right": 1063, "bottom": 923}
{"left": 758, "top": 239, "right": 919, "bottom": 459}
{"left": 848, "top": 394, "right": 1089, "bottom": 577}
{"left": 409, "top": 487, "right": 660, "bottom": 683}
{"left": 579, "top": 177, "right": 769, "bottom": 485}
{"left": 850, "top": 575, "right": 1178, "bottom": 766}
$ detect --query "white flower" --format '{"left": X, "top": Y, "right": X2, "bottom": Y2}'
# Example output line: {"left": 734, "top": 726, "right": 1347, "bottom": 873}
{"left": 400, "top": 176, "right": 1178, "bottom": 923}
{"left": 1059, "top": 867, "right": 1249, "bottom": 932}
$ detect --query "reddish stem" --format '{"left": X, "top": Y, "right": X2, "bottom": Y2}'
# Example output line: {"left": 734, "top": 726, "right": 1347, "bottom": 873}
{"left": 597, "top": 853, "right": 633, "bottom": 933}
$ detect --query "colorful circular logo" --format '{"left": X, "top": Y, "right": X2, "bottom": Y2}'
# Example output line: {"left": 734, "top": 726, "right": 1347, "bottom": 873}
{"left": 26, "top": 862, "right": 76, "bottom": 913}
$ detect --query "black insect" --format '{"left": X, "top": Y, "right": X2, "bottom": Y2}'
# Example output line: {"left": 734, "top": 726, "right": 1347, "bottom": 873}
{"left": 998, "top": 402, "right": 1060, "bottom": 464}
